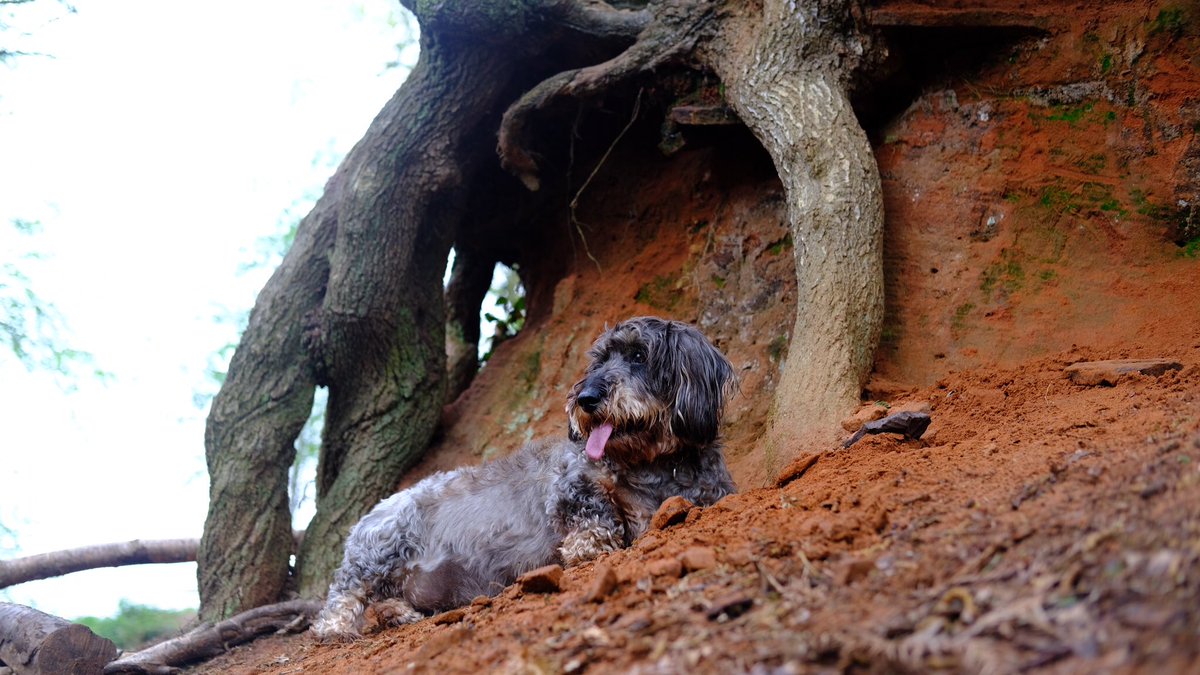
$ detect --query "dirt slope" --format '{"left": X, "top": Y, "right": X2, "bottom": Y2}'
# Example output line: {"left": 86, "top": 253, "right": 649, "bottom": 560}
{"left": 191, "top": 352, "right": 1200, "bottom": 674}
{"left": 185, "top": 1, "right": 1200, "bottom": 672}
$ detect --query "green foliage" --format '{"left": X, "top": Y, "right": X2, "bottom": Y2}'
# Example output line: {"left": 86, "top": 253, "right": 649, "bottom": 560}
{"left": 1038, "top": 186, "right": 1081, "bottom": 214}
{"left": 481, "top": 264, "right": 526, "bottom": 362}
{"left": 76, "top": 600, "right": 194, "bottom": 651}
{"left": 289, "top": 388, "right": 326, "bottom": 522}
{"left": 635, "top": 273, "right": 682, "bottom": 311}
{"left": 381, "top": 6, "right": 420, "bottom": 72}
{"left": 1178, "top": 237, "right": 1200, "bottom": 259}
{"left": 1043, "top": 102, "right": 1093, "bottom": 124}
{"left": 1, "top": 219, "right": 103, "bottom": 385}
{"left": 766, "top": 233, "right": 794, "bottom": 255}
{"left": 1033, "top": 102, "right": 1116, "bottom": 129}
{"left": 980, "top": 253, "right": 1024, "bottom": 300}
{"left": 767, "top": 334, "right": 788, "bottom": 362}
{"left": 952, "top": 303, "right": 975, "bottom": 332}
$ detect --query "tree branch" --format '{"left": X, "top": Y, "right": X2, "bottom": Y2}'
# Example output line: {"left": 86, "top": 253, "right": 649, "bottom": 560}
{"left": 102, "top": 599, "right": 321, "bottom": 675}
{"left": 0, "top": 539, "right": 198, "bottom": 590}
{"left": 1, "top": 532, "right": 305, "bottom": 590}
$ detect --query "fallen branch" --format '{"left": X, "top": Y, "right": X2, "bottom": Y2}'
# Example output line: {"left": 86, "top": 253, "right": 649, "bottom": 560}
{"left": 843, "top": 411, "right": 933, "bottom": 448}
{"left": 0, "top": 539, "right": 198, "bottom": 589}
{"left": 103, "top": 599, "right": 322, "bottom": 675}
{"left": 0, "top": 602, "right": 117, "bottom": 675}
{"left": 1, "top": 531, "right": 305, "bottom": 589}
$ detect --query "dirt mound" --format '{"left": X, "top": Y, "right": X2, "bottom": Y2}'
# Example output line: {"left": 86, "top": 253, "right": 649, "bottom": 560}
{"left": 189, "top": 353, "right": 1200, "bottom": 673}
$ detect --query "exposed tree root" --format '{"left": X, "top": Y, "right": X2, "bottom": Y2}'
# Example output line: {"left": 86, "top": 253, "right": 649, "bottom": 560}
{"left": 497, "top": 0, "right": 717, "bottom": 190}
{"left": 103, "top": 599, "right": 321, "bottom": 675}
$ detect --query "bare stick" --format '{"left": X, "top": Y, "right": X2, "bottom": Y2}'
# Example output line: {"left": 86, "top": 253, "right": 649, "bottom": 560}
{"left": 0, "top": 539, "right": 198, "bottom": 589}
{"left": 1, "top": 532, "right": 305, "bottom": 589}
{"left": 103, "top": 599, "right": 322, "bottom": 675}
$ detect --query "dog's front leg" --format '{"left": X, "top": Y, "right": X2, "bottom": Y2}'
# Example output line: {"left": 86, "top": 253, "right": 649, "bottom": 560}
{"left": 555, "top": 477, "right": 626, "bottom": 566}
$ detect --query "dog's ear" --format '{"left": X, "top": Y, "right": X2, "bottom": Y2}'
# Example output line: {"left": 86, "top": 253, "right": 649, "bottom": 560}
{"left": 660, "top": 322, "right": 735, "bottom": 446}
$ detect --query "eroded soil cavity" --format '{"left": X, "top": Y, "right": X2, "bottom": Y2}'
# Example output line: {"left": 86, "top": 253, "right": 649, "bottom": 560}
{"left": 187, "top": 1, "right": 1199, "bottom": 672}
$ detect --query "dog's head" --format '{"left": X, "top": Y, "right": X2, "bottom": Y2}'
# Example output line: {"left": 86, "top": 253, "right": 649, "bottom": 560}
{"left": 566, "top": 317, "right": 735, "bottom": 465}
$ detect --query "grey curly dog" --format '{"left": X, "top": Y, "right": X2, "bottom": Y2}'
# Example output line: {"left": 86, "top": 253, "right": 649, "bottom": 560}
{"left": 312, "top": 316, "right": 736, "bottom": 640}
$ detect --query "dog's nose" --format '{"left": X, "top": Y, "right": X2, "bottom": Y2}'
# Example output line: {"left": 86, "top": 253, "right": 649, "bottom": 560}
{"left": 576, "top": 385, "right": 604, "bottom": 413}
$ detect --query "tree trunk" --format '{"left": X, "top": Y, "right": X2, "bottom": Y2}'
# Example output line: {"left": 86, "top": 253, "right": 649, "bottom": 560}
{"left": 196, "top": 179, "right": 330, "bottom": 620}
{"left": 0, "top": 603, "right": 117, "bottom": 675}
{"left": 704, "top": 0, "right": 884, "bottom": 441}
{"left": 198, "top": 0, "right": 598, "bottom": 615}
{"left": 0, "top": 539, "right": 198, "bottom": 589}
{"left": 294, "top": 35, "right": 514, "bottom": 596}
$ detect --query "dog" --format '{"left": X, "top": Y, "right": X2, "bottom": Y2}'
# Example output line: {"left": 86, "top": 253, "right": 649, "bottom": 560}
{"left": 312, "top": 316, "right": 736, "bottom": 640}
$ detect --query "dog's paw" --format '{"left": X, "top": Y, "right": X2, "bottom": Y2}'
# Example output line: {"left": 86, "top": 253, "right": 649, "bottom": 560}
{"left": 366, "top": 597, "right": 424, "bottom": 630}
{"left": 311, "top": 614, "right": 362, "bottom": 642}
{"left": 312, "top": 591, "right": 367, "bottom": 641}
{"left": 560, "top": 527, "right": 622, "bottom": 566}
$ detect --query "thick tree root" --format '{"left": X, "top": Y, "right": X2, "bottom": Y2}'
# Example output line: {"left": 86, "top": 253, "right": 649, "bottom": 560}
{"left": 103, "top": 599, "right": 321, "bottom": 675}
{"left": 497, "top": 0, "right": 717, "bottom": 190}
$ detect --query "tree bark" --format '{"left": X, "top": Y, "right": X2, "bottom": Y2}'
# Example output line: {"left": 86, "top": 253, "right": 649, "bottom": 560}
{"left": 102, "top": 599, "right": 320, "bottom": 675}
{"left": 0, "top": 603, "right": 117, "bottom": 675}
{"left": 0, "top": 539, "right": 197, "bottom": 589}
{"left": 704, "top": 0, "right": 884, "bottom": 439}
{"left": 196, "top": 188, "right": 330, "bottom": 620}
{"left": 293, "top": 33, "right": 515, "bottom": 598}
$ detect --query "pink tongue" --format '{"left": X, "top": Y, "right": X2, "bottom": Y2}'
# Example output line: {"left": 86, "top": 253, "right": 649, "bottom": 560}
{"left": 585, "top": 423, "right": 614, "bottom": 461}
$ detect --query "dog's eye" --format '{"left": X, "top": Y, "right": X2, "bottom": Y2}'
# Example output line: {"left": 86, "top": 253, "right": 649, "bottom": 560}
{"left": 629, "top": 348, "right": 647, "bottom": 365}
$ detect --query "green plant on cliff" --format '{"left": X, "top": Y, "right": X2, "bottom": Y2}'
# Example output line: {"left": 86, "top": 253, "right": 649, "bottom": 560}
{"left": 1149, "top": 7, "right": 1187, "bottom": 39}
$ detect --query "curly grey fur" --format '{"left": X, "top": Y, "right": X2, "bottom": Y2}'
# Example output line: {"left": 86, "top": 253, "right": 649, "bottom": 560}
{"left": 312, "top": 316, "right": 736, "bottom": 640}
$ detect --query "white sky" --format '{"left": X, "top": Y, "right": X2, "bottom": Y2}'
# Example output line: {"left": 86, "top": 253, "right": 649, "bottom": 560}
{"left": 0, "top": 0, "right": 415, "bottom": 618}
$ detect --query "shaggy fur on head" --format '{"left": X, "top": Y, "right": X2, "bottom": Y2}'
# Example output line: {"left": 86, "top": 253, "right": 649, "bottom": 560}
{"left": 311, "top": 316, "right": 736, "bottom": 641}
